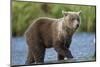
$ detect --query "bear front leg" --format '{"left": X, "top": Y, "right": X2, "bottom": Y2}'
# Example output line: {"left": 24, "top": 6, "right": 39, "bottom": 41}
{"left": 54, "top": 41, "right": 73, "bottom": 60}
{"left": 65, "top": 48, "right": 73, "bottom": 58}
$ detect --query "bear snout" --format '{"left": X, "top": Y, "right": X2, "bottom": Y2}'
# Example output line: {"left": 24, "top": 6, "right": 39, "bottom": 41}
{"left": 76, "top": 24, "right": 79, "bottom": 28}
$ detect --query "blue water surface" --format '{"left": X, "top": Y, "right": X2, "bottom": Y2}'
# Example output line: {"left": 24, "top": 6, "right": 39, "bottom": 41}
{"left": 11, "top": 32, "right": 96, "bottom": 65}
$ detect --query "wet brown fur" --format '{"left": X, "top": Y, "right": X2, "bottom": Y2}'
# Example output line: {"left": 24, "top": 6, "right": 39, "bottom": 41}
{"left": 24, "top": 11, "right": 80, "bottom": 64}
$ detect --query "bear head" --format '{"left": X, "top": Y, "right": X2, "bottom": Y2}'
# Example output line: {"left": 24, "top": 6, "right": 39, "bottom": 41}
{"left": 62, "top": 10, "right": 81, "bottom": 31}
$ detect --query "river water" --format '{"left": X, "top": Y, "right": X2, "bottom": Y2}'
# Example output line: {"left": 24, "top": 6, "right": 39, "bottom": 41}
{"left": 11, "top": 32, "right": 96, "bottom": 65}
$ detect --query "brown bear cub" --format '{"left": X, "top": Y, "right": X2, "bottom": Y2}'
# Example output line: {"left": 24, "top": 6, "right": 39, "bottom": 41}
{"left": 24, "top": 10, "right": 81, "bottom": 64}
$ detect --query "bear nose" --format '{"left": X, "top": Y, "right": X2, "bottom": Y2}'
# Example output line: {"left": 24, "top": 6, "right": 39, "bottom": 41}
{"left": 76, "top": 24, "right": 79, "bottom": 28}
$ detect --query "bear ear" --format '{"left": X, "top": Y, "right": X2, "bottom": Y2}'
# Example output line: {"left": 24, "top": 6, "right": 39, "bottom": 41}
{"left": 62, "top": 10, "right": 68, "bottom": 16}
{"left": 62, "top": 10, "right": 65, "bottom": 14}
{"left": 77, "top": 10, "right": 82, "bottom": 15}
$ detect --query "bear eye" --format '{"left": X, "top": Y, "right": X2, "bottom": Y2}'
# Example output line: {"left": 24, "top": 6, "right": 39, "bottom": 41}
{"left": 77, "top": 18, "right": 80, "bottom": 21}
{"left": 64, "top": 13, "right": 68, "bottom": 16}
{"left": 71, "top": 18, "right": 75, "bottom": 21}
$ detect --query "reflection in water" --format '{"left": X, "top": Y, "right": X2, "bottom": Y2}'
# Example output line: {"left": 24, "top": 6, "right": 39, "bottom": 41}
{"left": 11, "top": 32, "right": 96, "bottom": 65}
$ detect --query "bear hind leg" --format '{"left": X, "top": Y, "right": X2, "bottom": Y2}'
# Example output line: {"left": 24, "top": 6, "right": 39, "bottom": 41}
{"left": 58, "top": 54, "right": 64, "bottom": 61}
{"left": 34, "top": 47, "right": 46, "bottom": 64}
{"left": 25, "top": 49, "right": 35, "bottom": 64}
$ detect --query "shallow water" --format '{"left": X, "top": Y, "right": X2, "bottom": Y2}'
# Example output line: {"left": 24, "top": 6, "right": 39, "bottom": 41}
{"left": 11, "top": 32, "right": 96, "bottom": 65}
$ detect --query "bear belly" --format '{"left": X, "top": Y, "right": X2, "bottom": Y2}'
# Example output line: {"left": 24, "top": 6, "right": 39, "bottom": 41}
{"left": 45, "top": 40, "right": 53, "bottom": 48}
